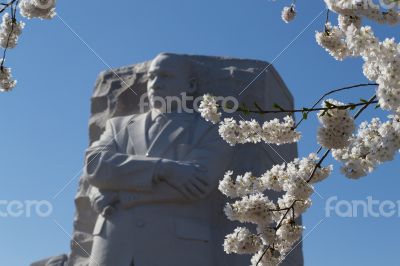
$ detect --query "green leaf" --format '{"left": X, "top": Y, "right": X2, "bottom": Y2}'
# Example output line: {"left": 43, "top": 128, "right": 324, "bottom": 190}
{"left": 224, "top": 101, "right": 234, "bottom": 110}
{"left": 320, "top": 109, "right": 332, "bottom": 117}
{"left": 254, "top": 102, "right": 264, "bottom": 114}
{"left": 273, "top": 103, "right": 285, "bottom": 111}
{"left": 240, "top": 103, "right": 250, "bottom": 116}
{"left": 323, "top": 100, "right": 333, "bottom": 108}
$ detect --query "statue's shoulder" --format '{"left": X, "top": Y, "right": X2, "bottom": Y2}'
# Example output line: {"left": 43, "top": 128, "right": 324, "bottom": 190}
{"left": 107, "top": 113, "right": 146, "bottom": 129}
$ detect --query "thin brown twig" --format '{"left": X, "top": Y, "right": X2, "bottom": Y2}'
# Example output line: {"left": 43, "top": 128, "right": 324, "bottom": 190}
{"left": 236, "top": 100, "right": 378, "bottom": 115}
{"left": 0, "top": 0, "right": 16, "bottom": 13}
{"left": 256, "top": 245, "right": 271, "bottom": 266}
{"left": 1, "top": 0, "right": 19, "bottom": 70}
{"left": 294, "top": 83, "right": 378, "bottom": 129}
{"left": 325, "top": 8, "right": 330, "bottom": 24}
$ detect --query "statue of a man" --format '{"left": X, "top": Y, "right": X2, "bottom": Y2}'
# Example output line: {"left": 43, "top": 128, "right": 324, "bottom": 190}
{"left": 84, "top": 53, "right": 234, "bottom": 266}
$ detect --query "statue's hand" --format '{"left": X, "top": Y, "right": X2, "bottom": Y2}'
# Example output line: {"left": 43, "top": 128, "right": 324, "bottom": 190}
{"left": 158, "top": 159, "right": 209, "bottom": 200}
{"left": 90, "top": 189, "right": 119, "bottom": 215}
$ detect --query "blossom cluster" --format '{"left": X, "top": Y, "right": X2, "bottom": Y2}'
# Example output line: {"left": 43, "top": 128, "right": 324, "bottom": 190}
{"left": 224, "top": 227, "right": 263, "bottom": 255}
{"left": 314, "top": 1, "right": 400, "bottom": 172}
{"left": 220, "top": 153, "right": 332, "bottom": 265}
{"left": 0, "top": 13, "right": 25, "bottom": 49}
{"left": 199, "top": 1, "right": 400, "bottom": 264}
{"left": 324, "top": 0, "right": 400, "bottom": 25}
{"left": 0, "top": 0, "right": 56, "bottom": 92}
{"left": 317, "top": 99, "right": 355, "bottom": 149}
{"left": 315, "top": 22, "right": 349, "bottom": 60}
{"left": 198, "top": 94, "right": 221, "bottom": 124}
{"left": 313, "top": 0, "right": 400, "bottom": 180}
{"left": 198, "top": 94, "right": 302, "bottom": 146}
{"left": 218, "top": 116, "right": 301, "bottom": 146}
{"left": 0, "top": 12, "right": 25, "bottom": 92}
{"left": 281, "top": 5, "right": 296, "bottom": 23}
{"left": 0, "top": 63, "right": 16, "bottom": 92}
{"left": 251, "top": 248, "right": 281, "bottom": 266}
{"left": 347, "top": 26, "right": 400, "bottom": 113}
{"left": 332, "top": 115, "right": 400, "bottom": 179}
{"left": 19, "top": 0, "right": 57, "bottom": 20}
{"left": 316, "top": 6, "right": 400, "bottom": 113}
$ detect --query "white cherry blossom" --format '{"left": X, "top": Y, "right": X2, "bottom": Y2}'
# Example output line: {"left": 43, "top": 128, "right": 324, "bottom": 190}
{"left": 281, "top": 5, "right": 296, "bottom": 23}
{"left": 0, "top": 13, "right": 25, "bottom": 49}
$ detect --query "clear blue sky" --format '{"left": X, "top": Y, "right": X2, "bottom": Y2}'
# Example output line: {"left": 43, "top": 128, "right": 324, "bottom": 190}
{"left": 0, "top": 0, "right": 399, "bottom": 265}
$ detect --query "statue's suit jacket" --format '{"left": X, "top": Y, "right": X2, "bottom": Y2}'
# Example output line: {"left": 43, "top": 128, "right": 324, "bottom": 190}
{"left": 84, "top": 111, "right": 303, "bottom": 266}
{"left": 85, "top": 111, "right": 238, "bottom": 266}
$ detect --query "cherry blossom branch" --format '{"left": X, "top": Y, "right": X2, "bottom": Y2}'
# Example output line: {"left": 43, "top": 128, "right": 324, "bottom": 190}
{"left": 306, "top": 95, "right": 377, "bottom": 183}
{"left": 0, "top": 0, "right": 56, "bottom": 92}
{"left": 274, "top": 200, "right": 300, "bottom": 230}
{"left": 1, "top": 0, "right": 18, "bottom": 69}
{"left": 232, "top": 83, "right": 378, "bottom": 118}
{"left": 294, "top": 83, "right": 378, "bottom": 129}
{"left": 306, "top": 150, "right": 330, "bottom": 183}
{"left": 235, "top": 99, "right": 378, "bottom": 115}
{"left": 254, "top": 95, "right": 378, "bottom": 265}
{"left": 0, "top": 0, "right": 17, "bottom": 13}
{"left": 325, "top": 8, "right": 330, "bottom": 24}
{"left": 209, "top": 1, "right": 400, "bottom": 264}
{"left": 256, "top": 245, "right": 272, "bottom": 266}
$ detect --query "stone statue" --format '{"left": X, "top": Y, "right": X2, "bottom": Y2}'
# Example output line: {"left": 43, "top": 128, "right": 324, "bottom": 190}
{"left": 85, "top": 53, "right": 235, "bottom": 265}
{"left": 31, "top": 53, "right": 303, "bottom": 266}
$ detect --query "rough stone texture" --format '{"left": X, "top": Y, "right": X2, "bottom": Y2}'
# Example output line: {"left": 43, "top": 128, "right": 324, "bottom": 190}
{"left": 31, "top": 254, "right": 68, "bottom": 266}
{"left": 32, "top": 54, "right": 299, "bottom": 266}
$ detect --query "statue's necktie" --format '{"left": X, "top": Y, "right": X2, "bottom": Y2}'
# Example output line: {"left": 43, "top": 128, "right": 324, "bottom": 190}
{"left": 148, "top": 115, "right": 167, "bottom": 143}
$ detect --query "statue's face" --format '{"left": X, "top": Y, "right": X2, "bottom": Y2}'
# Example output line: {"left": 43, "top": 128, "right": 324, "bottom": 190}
{"left": 147, "top": 54, "right": 193, "bottom": 110}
